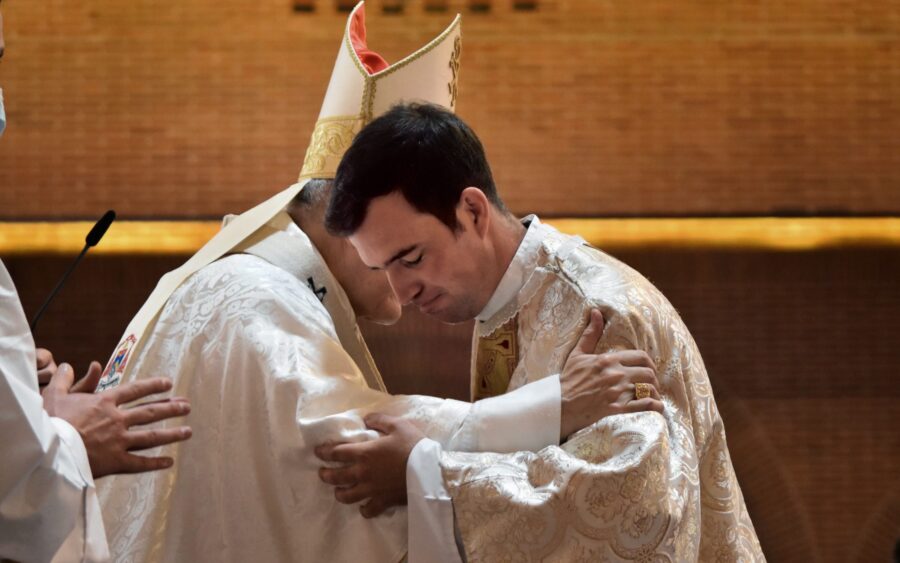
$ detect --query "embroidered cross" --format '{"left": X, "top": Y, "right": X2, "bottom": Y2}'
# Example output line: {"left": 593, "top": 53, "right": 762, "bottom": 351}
{"left": 307, "top": 277, "right": 327, "bottom": 302}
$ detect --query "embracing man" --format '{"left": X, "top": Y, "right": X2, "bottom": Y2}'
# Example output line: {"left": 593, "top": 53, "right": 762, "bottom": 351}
{"left": 317, "top": 102, "right": 766, "bottom": 561}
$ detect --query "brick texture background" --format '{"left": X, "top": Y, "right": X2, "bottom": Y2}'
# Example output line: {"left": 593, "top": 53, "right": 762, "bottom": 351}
{"left": 0, "top": 0, "right": 898, "bottom": 218}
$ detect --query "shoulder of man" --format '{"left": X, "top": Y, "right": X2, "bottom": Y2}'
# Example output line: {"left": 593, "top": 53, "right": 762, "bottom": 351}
{"left": 169, "top": 254, "right": 331, "bottom": 326}
{"left": 537, "top": 225, "right": 687, "bottom": 349}
{"left": 535, "top": 226, "right": 641, "bottom": 304}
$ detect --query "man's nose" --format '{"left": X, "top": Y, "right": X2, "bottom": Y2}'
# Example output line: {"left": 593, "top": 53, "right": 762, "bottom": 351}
{"left": 386, "top": 269, "right": 421, "bottom": 306}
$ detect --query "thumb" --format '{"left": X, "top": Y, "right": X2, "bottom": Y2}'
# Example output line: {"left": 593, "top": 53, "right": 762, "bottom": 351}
{"left": 363, "top": 412, "right": 398, "bottom": 435}
{"left": 35, "top": 348, "right": 54, "bottom": 370}
{"left": 71, "top": 361, "right": 103, "bottom": 394}
{"left": 572, "top": 309, "right": 605, "bottom": 356}
{"left": 48, "top": 363, "right": 76, "bottom": 393}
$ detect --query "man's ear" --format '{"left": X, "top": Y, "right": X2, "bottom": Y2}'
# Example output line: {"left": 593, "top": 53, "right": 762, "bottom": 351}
{"left": 459, "top": 187, "right": 490, "bottom": 238}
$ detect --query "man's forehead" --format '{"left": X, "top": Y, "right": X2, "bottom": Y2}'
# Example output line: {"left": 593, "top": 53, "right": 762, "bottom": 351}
{"left": 351, "top": 190, "right": 453, "bottom": 263}
{"left": 350, "top": 225, "right": 418, "bottom": 267}
{"left": 355, "top": 193, "right": 419, "bottom": 240}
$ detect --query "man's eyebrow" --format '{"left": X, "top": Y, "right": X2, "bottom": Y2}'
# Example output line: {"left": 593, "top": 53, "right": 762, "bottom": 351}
{"left": 381, "top": 245, "right": 419, "bottom": 269}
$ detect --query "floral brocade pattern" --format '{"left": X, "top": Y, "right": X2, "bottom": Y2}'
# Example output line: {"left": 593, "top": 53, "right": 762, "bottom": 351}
{"left": 97, "top": 241, "right": 508, "bottom": 562}
{"left": 97, "top": 254, "right": 466, "bottom": 563}
{"left": 299, "top": 115, "right": 362, "bottom": 180}
{"left": 442, "top": 226, "right": 765, "bottom": 562}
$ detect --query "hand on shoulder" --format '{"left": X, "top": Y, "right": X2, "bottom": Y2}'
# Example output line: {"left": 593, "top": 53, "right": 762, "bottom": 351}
{"left": 559, "top": 309, "right": 664, "bottom": 440}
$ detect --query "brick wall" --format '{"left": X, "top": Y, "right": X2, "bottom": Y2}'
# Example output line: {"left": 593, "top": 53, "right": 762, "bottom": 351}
{"left": 1, "top": 0, "right": 898, "bottom": 219}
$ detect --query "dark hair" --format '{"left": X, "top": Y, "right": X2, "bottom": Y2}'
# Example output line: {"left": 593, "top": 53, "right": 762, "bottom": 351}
{"left": 325, "top": 103, "right": 504, "bottom": 236}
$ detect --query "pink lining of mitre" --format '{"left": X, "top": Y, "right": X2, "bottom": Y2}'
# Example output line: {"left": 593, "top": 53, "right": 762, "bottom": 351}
{"left": 350, "top": 5, "right": 389, "bottom": 75}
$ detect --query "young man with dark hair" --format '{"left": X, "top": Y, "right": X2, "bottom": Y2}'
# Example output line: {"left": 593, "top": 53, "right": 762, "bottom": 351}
{"left": 319, "top": 102, "right": 765, "bottom": 561}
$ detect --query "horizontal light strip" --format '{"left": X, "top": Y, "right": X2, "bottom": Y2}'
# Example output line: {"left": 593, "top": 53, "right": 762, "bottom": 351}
{"left": 549, "top": 217, "right": 900, "bottom": 251}
{"left": 0, "top": 218, "right": 898, "bottom": 255}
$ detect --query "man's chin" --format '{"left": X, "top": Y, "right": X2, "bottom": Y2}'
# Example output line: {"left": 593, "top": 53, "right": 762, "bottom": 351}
{"left": 424, "top": 306, "right": 474, "bottom": 325}
{"left": 369, "top": 313, "right": 401, "bottom": 326}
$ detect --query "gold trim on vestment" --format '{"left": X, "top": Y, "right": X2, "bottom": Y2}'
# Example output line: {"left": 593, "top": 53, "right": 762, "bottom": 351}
{"left": 341, "top": 12, "right": 461, "bottom": 121}
{"left": 448, "top": 35, "right": 461, "bottom": 109}
{"left": 302, "top": 10, "right": 461, "bottom": 177}
{"left": 345, "top": 13, "right": 462, "bottom": 84}
{"left": 298, "top": 114, "right": 365, "bottom": 180}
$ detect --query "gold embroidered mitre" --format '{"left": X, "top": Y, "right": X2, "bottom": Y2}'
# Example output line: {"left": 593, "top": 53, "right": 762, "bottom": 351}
{"left": 472, "top": 316, "right": 518, "bottom": 401}
{"left": 299, "top": 1, "right": 462, "bottom": 180}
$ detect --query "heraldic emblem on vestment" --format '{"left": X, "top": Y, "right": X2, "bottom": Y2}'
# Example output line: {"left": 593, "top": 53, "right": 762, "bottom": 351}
{"left": 96, "top": 334, "right": 136, "bottom": 392}
{"left": 473, "top": 316, "right": 518, "bottom": 401}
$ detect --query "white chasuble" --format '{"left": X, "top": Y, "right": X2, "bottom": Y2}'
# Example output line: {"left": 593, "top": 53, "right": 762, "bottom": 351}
{"left": 96, "top": 212, "right": 558, "bottom": 563}
{"left": 440, "top": 222, "right": 765, "bottom": 562}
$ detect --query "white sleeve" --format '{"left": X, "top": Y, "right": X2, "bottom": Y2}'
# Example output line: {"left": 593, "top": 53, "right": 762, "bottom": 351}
{"left": 406, "top": 438, "right": 462, "bottom": 563}
{"left": 446, "top": 374, "right": 561, "bottom": 453}
{"left": 0, "top": 261, "right": 109, "bottom": 562}
{"left": 296, "top": 373, "right": 561, "bottom": 470}
{"left": 47, "top": 418, "right": 110, "bottom": 563}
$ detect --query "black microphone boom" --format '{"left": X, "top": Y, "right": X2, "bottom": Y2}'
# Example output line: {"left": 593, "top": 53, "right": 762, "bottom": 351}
{"left": 86, "top": 210, "right": 116, "bottom": 247}
{"left": 29, "top": 210, "right": 116, "bottom": 333}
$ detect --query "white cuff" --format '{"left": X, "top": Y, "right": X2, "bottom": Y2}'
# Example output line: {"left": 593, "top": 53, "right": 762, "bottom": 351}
{"left": 406, "top": 438, "right": 462, "bottom": 563}
{"left": 47, "top": 417, "right": 110, "bottom": 562}
{"left": 452, "top": 374, "right": 560, "bottom": 453}
{"left": 49, "top": 417, "right": 95, "bottom": 486}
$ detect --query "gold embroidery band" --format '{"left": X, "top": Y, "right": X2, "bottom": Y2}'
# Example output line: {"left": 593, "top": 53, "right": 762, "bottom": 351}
{"left": 448, "top": 35, "right": 461, "bottom": 109}
{"left": 298, "top": 115, "right": 364, "bottom": 181}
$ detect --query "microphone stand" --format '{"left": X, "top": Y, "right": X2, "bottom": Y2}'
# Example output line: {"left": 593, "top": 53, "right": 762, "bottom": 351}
{"left": 29, "top": 210, "right": 116, "bottom": 334}
{"left": 29, "top": 244, "right": 90, "bottom": 332}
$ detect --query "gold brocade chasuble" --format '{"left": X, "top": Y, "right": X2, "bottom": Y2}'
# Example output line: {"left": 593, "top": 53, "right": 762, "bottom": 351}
{"left": 442, "top": 224, "right": 765, "bottom": 562}
{"left": 472, "top": 316, "right": 518, "bottom": 401}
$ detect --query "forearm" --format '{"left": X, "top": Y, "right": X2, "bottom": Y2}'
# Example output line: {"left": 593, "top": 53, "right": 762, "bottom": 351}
{"left": 300, "top": 374, "right": 561, "bottom": 459}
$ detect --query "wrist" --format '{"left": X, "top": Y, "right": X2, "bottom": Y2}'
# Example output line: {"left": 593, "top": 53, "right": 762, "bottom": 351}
{"left": 559, "top": 397, "right": 592, "bottom": 440}
{"left": 404, "top": 435, "right": 426, "bottom": 462}
{"left": 559, "top": 398, "right": 574, "bottom": 440}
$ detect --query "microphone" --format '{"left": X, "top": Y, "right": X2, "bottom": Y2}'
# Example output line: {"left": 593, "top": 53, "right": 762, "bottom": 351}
{"left": 85, "top": 210, "right": 116, "bottom": 247}
{"left": 30, "top": 210, "right": 116, "bottom": 333}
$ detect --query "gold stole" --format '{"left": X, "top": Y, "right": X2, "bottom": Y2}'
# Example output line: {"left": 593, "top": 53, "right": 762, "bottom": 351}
{"left": 472, "top": 316, "right": 519, "bottom": 401}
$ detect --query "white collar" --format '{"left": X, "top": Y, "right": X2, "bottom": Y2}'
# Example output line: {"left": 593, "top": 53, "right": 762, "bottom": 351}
{"left": 476, "top": 215, "right": 546, "bottom": 323}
